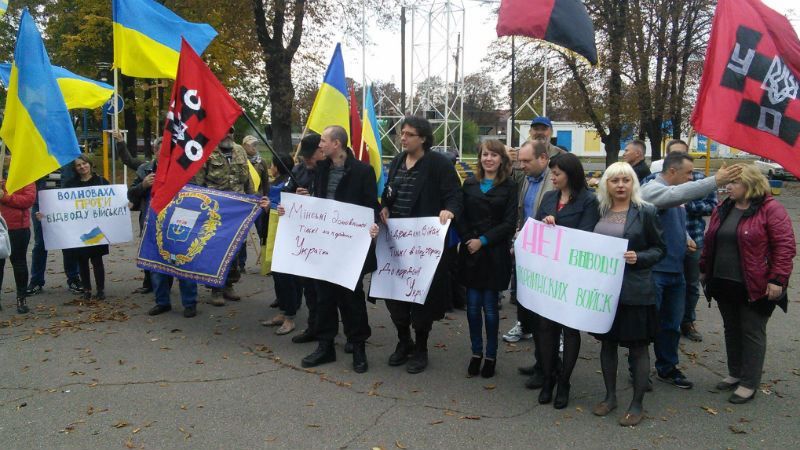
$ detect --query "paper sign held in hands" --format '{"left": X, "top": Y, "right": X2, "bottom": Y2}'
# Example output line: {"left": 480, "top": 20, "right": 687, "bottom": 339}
{"left": 514, "top": 218, "right": 628, "bottom": 334}
{"left": 370, "top": 217, "right": 449, "bottom": 304}
{"left": 271, "top": 193, "right": 374, "bottom": 291}
{"left": 39, "top": 185, "right": 133, "bottom": 250}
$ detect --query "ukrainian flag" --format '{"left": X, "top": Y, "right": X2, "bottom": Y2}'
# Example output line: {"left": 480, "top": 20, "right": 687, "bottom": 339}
{"left": 0, "top": 63, "right": 113, "bottom": 110}
{"left": 112, "top": 0, "right": 217, "bottom": 79}
{"left": 0, "top": 9, "right": 80, "bottom": 195}
{"left": 0, "top": 1, "right": 8, "bottom": 16}
{"left": 362, "top": 86, "right": 385, "bottom": 197}
{"left": 81, "top": 226, "right": 107, "bottom": 245}
{"left": 306, "top": 44, "right": 350, "bottom": 143}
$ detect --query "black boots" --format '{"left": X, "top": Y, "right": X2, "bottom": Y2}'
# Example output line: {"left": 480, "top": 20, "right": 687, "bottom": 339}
{"left": 481, "top": 359, "right": 496, "bottom": 378}
{"left": 352, "top": 342, "right": 368, "bottom": 373}
{"left": 406, "top": 331, "right": 429, "bottom": 374}
{"left": 148, "top": 304, "right": 172, "bottom": 316}
{"left": 291, "top": 329, "right": 316, "bottom": 344}
{"left": 468, "top": 355, "right": 482, "bottom": 376}
{"left": 16, "top": 297, "right": 29, "bottom": 314}
{"left": 406, "top": 351, "right": 428, "bottom": 374}
{"left": 301, "top": 341, "right": 336, "bottom": 368}
{"left": 538, "top": 377, "right": 555, "bottom": 404}
{"left": 388, "top": 339, "right": 415, "bottom": 366}
{"left": 554, "top": 380, "right": 571, "bottom": 409}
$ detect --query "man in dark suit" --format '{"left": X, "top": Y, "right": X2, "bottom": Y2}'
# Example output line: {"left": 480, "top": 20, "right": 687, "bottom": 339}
{"left": 379, "top": 116, "right": 462, "bottom": 374}
{"left": 299, "top": 125, "right": 380, "bottom": 374}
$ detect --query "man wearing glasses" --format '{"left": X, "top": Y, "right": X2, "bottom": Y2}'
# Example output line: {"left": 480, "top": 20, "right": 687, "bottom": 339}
{"left": 379, "top": 116, "right": 462, "bottom": 374}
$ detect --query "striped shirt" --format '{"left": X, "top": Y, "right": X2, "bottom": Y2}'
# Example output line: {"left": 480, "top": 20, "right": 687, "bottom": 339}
{"left": 390, "top": 163, "right": 419, "bottom": 218}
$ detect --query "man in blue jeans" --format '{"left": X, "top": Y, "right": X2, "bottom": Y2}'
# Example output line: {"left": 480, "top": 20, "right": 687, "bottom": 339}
{"left": 27, "top": 167, "right": 82, "bottom": 296}
{"left": 147, "top": 272, "right": 199, "bottom": 318}
{"left": 641, "top": 153, "right": 741, "bottom": 389}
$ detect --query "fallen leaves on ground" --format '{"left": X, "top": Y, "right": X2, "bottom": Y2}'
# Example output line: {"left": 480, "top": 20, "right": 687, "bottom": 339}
{"left": 113, "top": 420, "right": 130, "bottom": 428}
{"left": 179, "top": 427, "right": 191, "bottom": 440}
{"left": 701, "top": 406, "right": 718, "bottom": 415}
{"left": 459, "top": 415, "right": 480, "bottom": 420}
{"left": 395, "top": 441, "right": 407, "bottom": 449}
{"left": 729, "top": 425, "right": 747, "bottom": 434}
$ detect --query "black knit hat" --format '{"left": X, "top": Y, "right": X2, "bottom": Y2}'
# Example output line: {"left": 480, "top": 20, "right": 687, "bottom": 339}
{"left": 299, "top": 133, "right": 321, "bottom": 158}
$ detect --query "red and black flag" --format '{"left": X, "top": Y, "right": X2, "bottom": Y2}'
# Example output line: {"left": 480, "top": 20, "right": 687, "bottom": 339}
{"left": 150, "top": 38, "right": 243, "bottom": 213}
{"left": 691, "top": 0, "right": 800, "bottom": 178}
{"left": 496, "top": 0, "right": 597, "bottom": 65}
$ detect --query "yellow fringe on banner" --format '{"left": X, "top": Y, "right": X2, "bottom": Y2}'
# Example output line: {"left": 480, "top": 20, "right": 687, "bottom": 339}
{"left": 260, "top": 209, "right": 280, "bottom": 275}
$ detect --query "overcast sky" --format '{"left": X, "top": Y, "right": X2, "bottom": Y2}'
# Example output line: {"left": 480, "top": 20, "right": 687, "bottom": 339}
{"left": 341, "top": 0, "right": 799, "bottom": 89}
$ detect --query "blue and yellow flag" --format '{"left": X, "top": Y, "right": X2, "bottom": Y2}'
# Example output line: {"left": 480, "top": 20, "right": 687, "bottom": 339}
{"left": 81, "top": 226, "right": 107, "bottom": 245}
{"left": 0, "top": 9, "right": 80, "bottom": 195}
{"left": 0, "top": 1, "right": 8, "bottom": 16}
{"left": 0, "top": 63, "right": 113, "bottom": 109}
{"left": 112, "top": 0, "right": 217, "bottom": 79}
{"left": 306, "top": 44, "right": 350, "bottom": 143}
{"left": 362, "top": 85, "right": 385, "bottom": 197}
{"left": 137, "top": 185, "right": 264, "bottom": 287}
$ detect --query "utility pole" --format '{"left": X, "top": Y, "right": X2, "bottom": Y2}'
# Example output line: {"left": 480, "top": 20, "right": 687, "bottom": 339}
{"left": 400, "top": 6, "right": 406, "bottom": 115}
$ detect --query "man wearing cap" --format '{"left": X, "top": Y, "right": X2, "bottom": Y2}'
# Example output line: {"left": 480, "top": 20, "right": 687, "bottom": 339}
{"left": 240, "top": 135, "right": 271, "bottom": 271}
{"left": 528, "top": 116, "right": 565, "bottom": 159}
{"left": 192, "top": 128, "right": 255, "bottom": 306}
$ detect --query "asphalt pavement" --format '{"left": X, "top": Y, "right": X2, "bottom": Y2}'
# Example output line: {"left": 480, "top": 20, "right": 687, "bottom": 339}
{"left": 1, "top": 183, "right": 799, "bottom": 449}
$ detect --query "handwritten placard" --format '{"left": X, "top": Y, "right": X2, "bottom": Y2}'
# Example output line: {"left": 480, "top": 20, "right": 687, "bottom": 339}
{"left": 369, "top": 217, "right": 449, "bottom": 304}
{"left": 39, "top": 185, "right": 133, "bottom": 250}
{"left": 514, "top": 218, "right": 628, "bottom": 334}
{"left": 271, "top": 193, "right": 374, "bottom": 291}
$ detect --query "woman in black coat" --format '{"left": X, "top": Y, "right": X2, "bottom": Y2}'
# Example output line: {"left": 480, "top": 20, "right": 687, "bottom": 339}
{"left": 456, "top": 140, "right": 518, "bottom": 379}
{"left": 65, "top": 155, "right": 111, "bottom": 301}
{"left": 535, "top": 152, "right": 600, "bottom": 409}
{"left": 590, "top": 162, "right": 665, "bottom": 427}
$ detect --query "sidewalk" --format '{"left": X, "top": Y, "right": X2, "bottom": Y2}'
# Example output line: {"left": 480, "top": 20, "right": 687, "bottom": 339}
{"left": 1, "top": 184, "right": 799, "bottom": 449}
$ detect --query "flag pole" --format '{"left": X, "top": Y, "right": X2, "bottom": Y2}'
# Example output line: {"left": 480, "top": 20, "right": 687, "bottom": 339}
{"left": 361, "top": 0, "right": 367, "bottom": 115}
{"left": 510, "top": 36, "right": 516, "bottom": 147}
{"left": 112, "top": 67, "right": 119, "bottom": 183}
{"left": 241, "top": 112, "right": 300, "bottom": 187}
{"left": 0, "top": 143, "right": 6, "bottom": 182}
{"left": 292, "top": 124, "right": 308, "bottom": 160}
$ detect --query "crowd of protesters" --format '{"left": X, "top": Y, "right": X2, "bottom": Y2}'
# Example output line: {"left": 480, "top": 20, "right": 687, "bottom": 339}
{"left": 0, "top": 115, "right": 795, "bottom": 427}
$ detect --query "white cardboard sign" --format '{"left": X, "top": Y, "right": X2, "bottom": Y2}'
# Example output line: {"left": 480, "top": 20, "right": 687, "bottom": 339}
{"left": 39, "top": 184, "right": 132, "bottom": 250}
{"left": 271, "top": 193, "right": 374, "bottom": 291}
{"left": 369, "top": 217, "right": 449, "bottom": 304}
{"left": 514, "top": 218, "right": 628, "bottom": 334}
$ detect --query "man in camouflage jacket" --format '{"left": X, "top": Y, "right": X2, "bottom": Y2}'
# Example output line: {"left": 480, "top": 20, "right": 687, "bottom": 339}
{"left": 191, "top": 130, "right": 255, "bottom": 306}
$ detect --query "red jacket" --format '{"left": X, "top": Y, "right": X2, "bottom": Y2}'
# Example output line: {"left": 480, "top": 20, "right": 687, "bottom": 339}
{"left": 0, "top": 181, "right": 36, "bottom": 230}
{"left": 700, "top": 195, "right": 796, "bottom": 301}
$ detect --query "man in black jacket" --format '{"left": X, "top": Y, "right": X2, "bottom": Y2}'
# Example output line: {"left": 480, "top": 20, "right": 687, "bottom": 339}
{"left": 127, "top": 137, "right": 162, "bottom": 294}
{"left": 282, "top": 133, "right": 330, "bottom": 345}
{"left": 379, "top": 116, "right": 462, "bottom": 374}
{"left": 299, "top": 126, "right": 380, "bottom": 374}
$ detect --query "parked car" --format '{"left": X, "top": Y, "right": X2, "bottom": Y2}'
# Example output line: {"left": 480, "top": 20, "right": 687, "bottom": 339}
{"left": 754, "top": 157, "right": 787, "bottom": 180}
{"left": 688, "top": 151, "right": 708, "bottom": 159}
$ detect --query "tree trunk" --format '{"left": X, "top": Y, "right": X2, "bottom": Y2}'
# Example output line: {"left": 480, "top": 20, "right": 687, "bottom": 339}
{"left": 265, "top": 62, "right": 295, "bottom": 154}
{"left": 605, "top": 0, "right": 627, "bottom": 168}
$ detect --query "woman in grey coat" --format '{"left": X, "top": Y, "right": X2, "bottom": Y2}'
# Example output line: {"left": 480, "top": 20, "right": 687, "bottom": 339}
{"left": 591, "top": 162, "right": 666, "bottom": 427}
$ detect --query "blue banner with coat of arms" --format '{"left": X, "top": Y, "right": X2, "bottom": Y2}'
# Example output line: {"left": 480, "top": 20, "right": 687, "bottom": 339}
{"left": 136, "top": 185, "right": 263, "bottom": 287}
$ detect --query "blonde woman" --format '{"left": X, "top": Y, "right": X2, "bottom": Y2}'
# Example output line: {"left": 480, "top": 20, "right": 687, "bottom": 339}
{"left": 700, "top": 165, "right": 795, "bottom": 404}
{"left": 591, "top": 162, "right": 665, "bottom": 427}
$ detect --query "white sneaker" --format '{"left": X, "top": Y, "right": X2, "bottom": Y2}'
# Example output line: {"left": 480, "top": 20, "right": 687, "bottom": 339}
{"left": 502, "top": 322, "right": 533, "bottom": 343}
